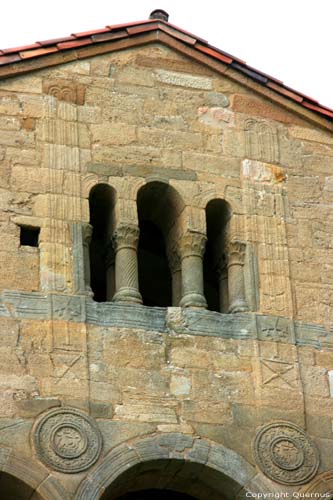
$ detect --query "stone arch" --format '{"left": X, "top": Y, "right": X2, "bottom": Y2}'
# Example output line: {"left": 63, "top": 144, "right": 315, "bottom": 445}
{"left": 0, "top": 446, "right": 69, "bottom": 500}
{"left": 136, "top": 181, "right": 185, "bottom": 306}
{"left": 298, "top": 471, "right": 333, "bottom": 496}
{"left": 75, "top": 433, "right": 273, "bottom": 500}
{"left": 89, "top": 183, "right": 117, "bottom": 302}
{"left": 82, "top": 174, "right": 99, "bottom": 199}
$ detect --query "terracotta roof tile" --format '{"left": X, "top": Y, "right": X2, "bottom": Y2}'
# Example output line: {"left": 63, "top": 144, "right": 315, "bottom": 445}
{"left": 19, "top": 47, "right": 59, "bottom": 59}
{"left": 231, "top": 62, "right": 268, "bottom": 84}
{"left": 266, "top": 82, "right": 304, "bottom": 103}
{"left": 72, "top": 27, "right": 111, "bottom": 38}
{"left": 0, "top": 15, "right": 331, "bottom": 122}
{"left": 38, "top": 36, "right": 76, "bottom": 47}
{"left": 91, "top": 30, "right": 128, "bottom": 43}
{"left": 57, "top": 38, "right": 93, "bottom": 50}
{"left": 107, "top": 19, "right": 157, "bottom": 31}
{"left": 126, "top": 23, "right": 160, "bottom": 35}
{"left": 195, "top": 43, "right": 233, "bottom": 64}
{"left": 159, "top": 23, "right": 197, "bottom": 45}
{"left": 0, "top": 54, "right": 21, "bottom": 66}
{"left": 302, "top": 101, "right": 333, "bottom": 117}
{"left": 2, "top": 43, "right": 41, "bottom": 54}
{"left": 167, "top": 22, "right": 208, "bottom": 44}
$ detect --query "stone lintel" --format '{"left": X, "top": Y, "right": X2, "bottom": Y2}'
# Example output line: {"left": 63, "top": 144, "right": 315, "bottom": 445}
{"left": 87, "top": 163, "right": 197, "bottom": 181}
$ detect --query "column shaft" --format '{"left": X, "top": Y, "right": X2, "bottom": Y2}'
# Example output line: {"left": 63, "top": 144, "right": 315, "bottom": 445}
{"left": 179, "top": 232, "right": 207, "bottom": 309}
{"left": 112, "top": 225, "right": 142, "bottom": 304}
{"left": 228, "top": 241, "right": 249, "bottom": 313}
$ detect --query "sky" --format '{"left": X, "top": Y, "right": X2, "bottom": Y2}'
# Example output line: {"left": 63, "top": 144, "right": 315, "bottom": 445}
{"left": 1, "top": 0, "right": 332, "bottom": 108}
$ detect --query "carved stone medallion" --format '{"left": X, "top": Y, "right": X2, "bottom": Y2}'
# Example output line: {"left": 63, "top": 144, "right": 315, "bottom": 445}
{"left": 33, "top": 407, "right": 102, "bottom": 473}
{"left": 254, "top": 421, "right": 319, "bottom": 485}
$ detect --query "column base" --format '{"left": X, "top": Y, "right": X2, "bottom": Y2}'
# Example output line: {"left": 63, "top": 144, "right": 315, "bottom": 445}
{"left": 180, "top": 292, "right": 207, "bottom": 309}
{"left": 228, "top": 299, "right": 249, "bottom": 314}
{"left": 113, "top": 287, "right": 142, "bottom": 304}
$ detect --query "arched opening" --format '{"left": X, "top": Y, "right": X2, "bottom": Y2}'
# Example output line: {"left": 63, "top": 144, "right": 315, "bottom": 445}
{"left": 0, "top": 472, "right": 42, "bottom": 500}
{"left": 115, "top": 490, "right": 197, "bottom": 499}
{"left": 204, "top": 199, "right": 231, "bottom": 312}
{"left": 137, "top": 181, "right": 185, "bottom": 307}
{"left": 75, "top": 433, "right": 267, "bottom": 500}
{"left": 100, "top": 458, "right": 240, "bottom": 500}
{"left": 89, "top": 184, "right": 116, "bottom": 302}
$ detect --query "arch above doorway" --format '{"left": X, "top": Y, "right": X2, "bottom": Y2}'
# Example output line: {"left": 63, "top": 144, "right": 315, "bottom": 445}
{"left": 75, "top": 433, "right": 276, "bottom": 500}
{"left": 0, "top": 446, "right": 69, "bottom": 499}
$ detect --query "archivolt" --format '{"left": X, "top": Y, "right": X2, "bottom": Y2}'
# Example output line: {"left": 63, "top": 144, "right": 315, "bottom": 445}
{"left": 75, "top": 432, "right": 276, "bottom": 500}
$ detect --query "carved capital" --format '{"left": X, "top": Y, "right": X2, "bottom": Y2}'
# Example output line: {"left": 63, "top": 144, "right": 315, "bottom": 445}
{"left": 228, "top": 240, "right": 246, "bottom": 267}
{"left": 82, "top": 223, "right": 93, "bottom": 245}
{"left": 112, "top": 224, "right": 140, "bottom": 252}
{"left": 179, "top": 231, "right": 207, "bottom": 259}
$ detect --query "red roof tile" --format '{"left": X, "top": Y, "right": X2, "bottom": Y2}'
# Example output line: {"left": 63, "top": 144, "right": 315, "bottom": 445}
{"left": 0, "top": 15, "right": 331, "bottom": 123}
{"left": 2, "top": 43, "right": 41, "bottom": 55}
{"left": 57, "top": 38, "right": 93, "bottom": 50}
{"left": 72, "top": 28, "right": 111, "bottom": 38}
{"left": 91, "top": 30, "right": 128, "bottom": 43}
{"left": 0, "top": 54, "right": 21, "bottom": 66}
{"left": 38, "top": 36, "right": 76, "bottom": 47}
{"left": 195, "top": 43, "right": 233, "bottom": 65}
{"left": 19, "top": 47, "right": 59, "bottom": 59}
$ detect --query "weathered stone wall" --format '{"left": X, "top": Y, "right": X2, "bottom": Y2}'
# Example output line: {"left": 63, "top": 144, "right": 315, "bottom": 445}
{"left": 0, "top": 43, "right": 332, "bottom": 497}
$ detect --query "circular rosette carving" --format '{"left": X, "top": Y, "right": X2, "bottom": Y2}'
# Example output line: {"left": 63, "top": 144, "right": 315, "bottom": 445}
{"left": 253, "top": 421, "right": 319, "bottom": 485}
{"left": 32, "top": 407, "right": 102, "bottom": 473}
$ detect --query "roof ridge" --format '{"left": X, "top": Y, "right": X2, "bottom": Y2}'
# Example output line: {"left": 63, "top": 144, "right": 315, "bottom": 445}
{"left": 0, "top": 16, "right": 332, "bottom": 120}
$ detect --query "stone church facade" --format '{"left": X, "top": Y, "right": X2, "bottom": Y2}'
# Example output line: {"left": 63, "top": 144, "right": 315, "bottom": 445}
{"left": 0, "top": 9, "right": 332, "bottom": 499}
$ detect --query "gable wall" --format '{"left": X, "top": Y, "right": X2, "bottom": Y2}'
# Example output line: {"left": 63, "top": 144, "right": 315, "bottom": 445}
{"left": 0, "top": 43, "right": 332, "bottom": 496}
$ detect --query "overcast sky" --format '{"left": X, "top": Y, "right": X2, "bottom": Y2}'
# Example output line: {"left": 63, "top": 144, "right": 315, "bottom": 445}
{"left": 2, "top": 0, "right": 332, "bottom": 108}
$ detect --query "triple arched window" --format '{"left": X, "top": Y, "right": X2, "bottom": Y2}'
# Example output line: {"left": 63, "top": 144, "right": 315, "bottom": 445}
{"left": 86, "top": 182, "right": 249, "bottom": 313}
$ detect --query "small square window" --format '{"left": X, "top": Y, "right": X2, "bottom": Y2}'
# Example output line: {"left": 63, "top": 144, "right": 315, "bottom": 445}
{"left": 20, "top": 226, "right": 40, "bottom": 247}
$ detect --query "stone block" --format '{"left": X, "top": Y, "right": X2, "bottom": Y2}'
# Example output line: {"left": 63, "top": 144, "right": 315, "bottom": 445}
{"left": 231, "top": 93, "right": 303, "bottom": 124}
{"left": 114, "top": 403, "right": 178, "bottom": 423}
{"left": 0, "top": 94, "right": 21, "bottom": 115}
{"left": 0, "top": 130, "right": 34, "bottom": 147}
{"left": 97, "top": 420, "right": 156, "bottom": 452}
{"left": 0, "top": 250, "right": 39, "bottom": 292}
{"left": 77, "top": 105, "right": 102, "bottom": 123}
{"left": 232, "top": 404, "right": 257, "bottom": 428}
{"left": 155, "top": 69, "right": 213, "bottom": 90}
{"left": 182, "top": 400, "right": 232, "bottom": 425}
{"left": 315, "top": 351, "right": 333, "bottom": 370}
{"left": 289, "top": 126, "right": 333, "bottom": 145}
{"left": 0, "top": 418, "right": 32, "bottom": 452}
{"left": 91, "top": 123, "right": 136, "bottom": 146}
{"left": 306, "top": 413, "right": 333, "bottom": 439}
{"left": 137, "top": 127, "right": 203, "bottom": 150}
{"left": 15, "top": 397, "right": 60, "bottom": 417}
{"left": 0, "top": 116, "right": 21, "bottom": 130}
{"left": 193, "top": 423, "right": 253, "bottom": 464}
{"left": 170, "top": 374, "right": 191, "bottom": 396}
{"left": 90, "top": 401, "right": 113, "bottom": 418}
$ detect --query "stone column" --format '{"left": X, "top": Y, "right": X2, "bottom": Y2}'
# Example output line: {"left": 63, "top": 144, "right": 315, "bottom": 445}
{"left": 167, "top": 242, "right": 182, "bottom": 307}
{"left": 217, "top": 259, "right": 229, "bottom": 313}
{"left": 105, "top": 242, "right": 115, "bottom": 301}
{"left": 112, "top": 224, "right": 142, "bottom": 304}
{"left": 179, "top": 231, "right": 207, "bottom": 309}
{"left": 82, "top": 223, "right": 93, "bottom": 295}
{"left": 227, "top": 240, "right": 249, "bottom": 313}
